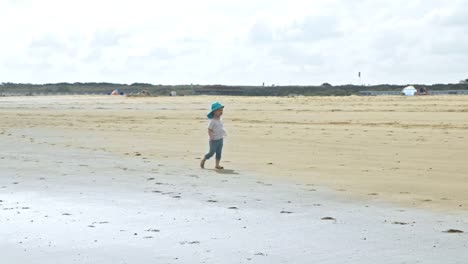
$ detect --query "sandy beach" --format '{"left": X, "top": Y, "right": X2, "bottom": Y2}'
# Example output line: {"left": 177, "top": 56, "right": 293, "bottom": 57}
{"left": 2, "top": 95, "right": 468, "bottom": 210}
{"left": 1, "top": 95, "right": 468, "bottom": 263}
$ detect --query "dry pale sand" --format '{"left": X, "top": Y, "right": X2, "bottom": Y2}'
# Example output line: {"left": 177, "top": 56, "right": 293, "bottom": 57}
{"left": 1, "top": 95, "right": 467, "bottom": 211}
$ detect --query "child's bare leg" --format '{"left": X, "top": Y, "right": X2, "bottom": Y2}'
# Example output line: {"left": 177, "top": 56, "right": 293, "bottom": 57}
{"left": 200, "top": 159, "right": 206, "bottom": 169}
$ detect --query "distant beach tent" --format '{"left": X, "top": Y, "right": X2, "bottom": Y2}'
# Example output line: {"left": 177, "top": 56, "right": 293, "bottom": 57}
{"left": 110, "top": 89, "right": 121, "bottom": 96}
{"left": 401, "top": 86, "right": 417, "bottom": 96}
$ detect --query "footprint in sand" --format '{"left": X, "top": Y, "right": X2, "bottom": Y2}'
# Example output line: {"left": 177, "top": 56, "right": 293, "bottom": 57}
{"left": 256, "top": 181, "right": 273, "bottom": 186}
{"left": 321, "top": 217, "right": 336, "bottom": 221}
{"left": 207, "top": 200, "right": 218, "bottom": 203}
{"left": 92, "top": 221, "right": 109, "bottom": 225}
{"left": 280, "top": 211, "right": 293, "bottom": 214}
{"left": 392, "top": 221, "right": 414, "bottom": 225}
{"left": 228, "top": 207, "right": 238, "bottom": 210}
{"left": 179, "top": 241, "right": 200, "bottom": 245}
{"left": 367, "top": 193, "right": 379, "bottom": 196}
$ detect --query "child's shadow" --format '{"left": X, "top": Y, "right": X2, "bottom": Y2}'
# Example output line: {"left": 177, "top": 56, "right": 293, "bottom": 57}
{"left": 206, "top": 169, "right": 239, "bottom": 175}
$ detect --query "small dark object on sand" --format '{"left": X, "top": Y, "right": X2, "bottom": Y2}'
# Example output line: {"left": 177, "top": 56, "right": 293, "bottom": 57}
{"left": 393, "top": 222, "right": 411, "bottom": 225}
{"left": 443, "top": 229, "right": 464, "bottom": 233}
{"left": 321, "top": 217, "right": 336, "bottom": 221}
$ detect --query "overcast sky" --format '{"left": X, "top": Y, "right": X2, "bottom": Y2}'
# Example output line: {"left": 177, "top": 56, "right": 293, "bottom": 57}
{"left": 1, "top": 0, "right": 467, "bottom": 85}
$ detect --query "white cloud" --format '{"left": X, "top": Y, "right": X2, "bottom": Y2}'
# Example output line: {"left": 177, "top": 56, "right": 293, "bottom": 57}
{"left": 0, "top": 0, "right": 467, "bottom": 85}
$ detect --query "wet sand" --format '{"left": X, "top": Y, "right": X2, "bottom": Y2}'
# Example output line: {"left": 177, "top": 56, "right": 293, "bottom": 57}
{"left": 1, "top": 126, "right": 467, "bottom": 263}
{"left": 1, "top": 95, "right": 468, "bottom": 210}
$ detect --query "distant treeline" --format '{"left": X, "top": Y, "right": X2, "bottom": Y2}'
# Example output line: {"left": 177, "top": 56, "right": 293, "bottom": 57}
{"left": 1, "top": 82, "right": 468, "bottom": 96}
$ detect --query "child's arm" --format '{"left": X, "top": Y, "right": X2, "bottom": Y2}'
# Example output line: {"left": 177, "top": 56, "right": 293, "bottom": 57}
{"left": 208, "top": 128, "right": 215, "bottom": 140}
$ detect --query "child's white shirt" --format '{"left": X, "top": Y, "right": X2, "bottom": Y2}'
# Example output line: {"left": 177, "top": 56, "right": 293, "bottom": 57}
{"left": 208, "top": 118, "right": 226, "bottom": 140}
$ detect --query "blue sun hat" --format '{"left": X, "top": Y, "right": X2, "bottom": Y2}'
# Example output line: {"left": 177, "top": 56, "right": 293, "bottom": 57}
{"left": 207, "top": 102, "right": 224, "bottom": 119}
